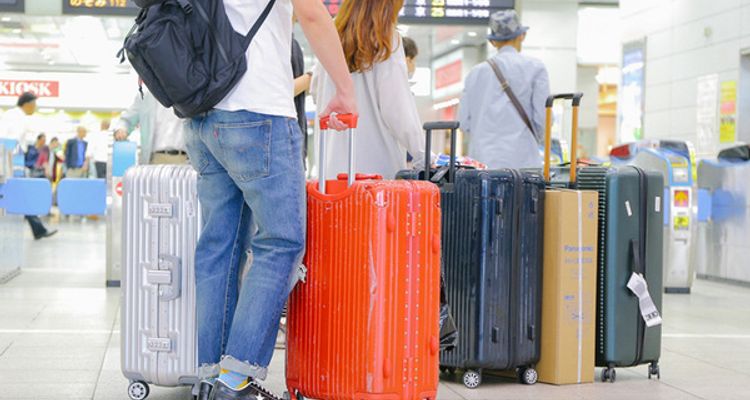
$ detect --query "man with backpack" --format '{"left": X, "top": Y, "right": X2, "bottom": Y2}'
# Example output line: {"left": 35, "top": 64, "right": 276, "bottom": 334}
{"left": 128, "top": 1, "right": 356, "bottom": 399}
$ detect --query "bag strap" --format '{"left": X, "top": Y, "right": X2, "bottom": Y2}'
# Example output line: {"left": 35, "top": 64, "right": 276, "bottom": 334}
{"left": 487, "top": 60, "right": 537, "bottom": 139}
{"left": 242, "top": 0, "right": 277, "bottom": 48}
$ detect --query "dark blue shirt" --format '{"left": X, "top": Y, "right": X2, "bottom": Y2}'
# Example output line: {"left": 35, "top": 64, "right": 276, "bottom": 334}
{"left": 76, "top": 139, "right": 85, "bottom": 168}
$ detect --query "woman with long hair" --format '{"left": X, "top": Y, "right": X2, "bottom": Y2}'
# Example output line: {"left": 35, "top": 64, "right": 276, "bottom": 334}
{"left": 311, "top": 0, "right": 425, "bottom": 179}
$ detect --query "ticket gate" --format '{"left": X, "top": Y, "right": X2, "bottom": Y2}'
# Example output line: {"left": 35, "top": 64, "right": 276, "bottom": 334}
{"left": 0, "top": 139, "right": 110, "bottom": 284}
{"left": 106, "top": 141, "right": 137, "bottom": 287}
{"left": 0, "top": 139, "right": 53, "bottom": 283}
{"left": 0, "top": 141, "right": 23, "bottom": 283}
{"left": 631, "top": 148, "right": 695, "bottom": 293}
{"left": 695, "top": 145, "right": 750, "bottom": 285}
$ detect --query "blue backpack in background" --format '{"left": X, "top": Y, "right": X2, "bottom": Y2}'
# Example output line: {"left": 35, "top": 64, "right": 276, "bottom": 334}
{"left": 119, "top": 0, "right": 276, "bottom": 118}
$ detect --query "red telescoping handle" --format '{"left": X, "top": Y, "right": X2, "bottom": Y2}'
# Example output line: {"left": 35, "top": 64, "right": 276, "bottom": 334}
{"left": 320, "top": 114, "right": 358, "bottom": 130}
{"left": 318, "top": 114, "right": 359, "bottom": 193}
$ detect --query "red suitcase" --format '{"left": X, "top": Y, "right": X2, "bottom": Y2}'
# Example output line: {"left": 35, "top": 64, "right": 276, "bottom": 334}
{"left": 286, "top": 115, "right": 442, "bottom": 400}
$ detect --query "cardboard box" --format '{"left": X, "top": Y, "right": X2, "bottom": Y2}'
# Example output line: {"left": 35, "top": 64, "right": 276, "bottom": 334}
{"left": 537, "top": 189, "right": 599, "bottom": 385}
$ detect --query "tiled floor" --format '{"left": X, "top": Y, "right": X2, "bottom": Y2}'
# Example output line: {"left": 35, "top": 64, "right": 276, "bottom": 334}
{"left": 1, "top": 219, "right": 749, "bottom": 400}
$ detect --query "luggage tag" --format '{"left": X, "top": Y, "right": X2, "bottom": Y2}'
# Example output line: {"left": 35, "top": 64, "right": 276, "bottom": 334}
{"left": 627, "top": 273, "right": 663, "bottom": 327}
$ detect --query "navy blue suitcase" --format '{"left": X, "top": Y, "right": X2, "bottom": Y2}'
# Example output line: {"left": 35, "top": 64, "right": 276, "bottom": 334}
{"left": 397, "top": 122, "right": 545, "bottom": 388}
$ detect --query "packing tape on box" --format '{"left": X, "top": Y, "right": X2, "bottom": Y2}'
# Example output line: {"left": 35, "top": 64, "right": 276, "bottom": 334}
{"left": 576, "top": 190, "right": 583, "bottom": 383}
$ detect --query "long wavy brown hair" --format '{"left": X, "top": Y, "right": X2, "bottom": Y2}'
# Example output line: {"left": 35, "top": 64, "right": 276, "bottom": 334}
{"left": 335, "top": 0, "right": 404, "bottom": 73}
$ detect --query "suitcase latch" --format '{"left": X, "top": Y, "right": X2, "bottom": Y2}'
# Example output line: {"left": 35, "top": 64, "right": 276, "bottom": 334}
{"left": 146, "top": 255, "right": 182, "bottom": 301}
{"left": 148, "top": 203, "right": 173, "bottom": 218}
{"left": 146, "top": 338, "right": 172, "bottom": 352}
{"left": 495, "top": 198, "right": 503, "bottom": 215}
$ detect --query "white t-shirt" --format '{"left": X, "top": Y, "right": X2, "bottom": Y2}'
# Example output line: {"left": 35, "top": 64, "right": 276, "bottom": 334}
{"left": 152, "top": 105, "right": 187, "bottom": 152}
{"left": 91, "top": 130, "right": 112, "bottom": 162}
{"left": 216, "top": 0, "right": 295, "bottom": 119}
{"left": 0, "top": 107, "right": 33, "bottom": 148}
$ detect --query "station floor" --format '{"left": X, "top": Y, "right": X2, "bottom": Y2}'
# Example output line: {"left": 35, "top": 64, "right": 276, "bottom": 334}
{"left": 1, "top": 219, "right": 749, "bottom": 400}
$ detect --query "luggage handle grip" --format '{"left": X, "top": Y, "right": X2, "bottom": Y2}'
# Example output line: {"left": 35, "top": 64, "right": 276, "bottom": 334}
{"left": 545, "top": 93, "right": 583, "bottom": 108}
{"left": 424, "top": 121, "right": 460, "bottom": 183}
{"left": 148, "top": 255, "right": 182, "bottom": 301}
{"left": 544, "top": 93, "right": 583, "bottom": 185}
{"left": 318, "top": 114, "right": 358, "bottom": 193}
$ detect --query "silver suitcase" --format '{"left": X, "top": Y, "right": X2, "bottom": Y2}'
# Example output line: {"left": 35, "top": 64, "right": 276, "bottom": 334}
{"left": 121, "top": 165, "right": 201, "bottom": 400}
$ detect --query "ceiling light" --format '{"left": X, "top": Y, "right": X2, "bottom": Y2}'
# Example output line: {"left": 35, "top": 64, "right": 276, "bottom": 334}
{"left": 468, "top": 32, "right": 478, "bottom": 37}
{"left": 1, "top": 17, "right": 11, "bottom": 22}
{"left": 11, "top": 29, "right": 21, "bottom": 34}
{"left": 451, "top": 39, "right": 460, "bottom": 45}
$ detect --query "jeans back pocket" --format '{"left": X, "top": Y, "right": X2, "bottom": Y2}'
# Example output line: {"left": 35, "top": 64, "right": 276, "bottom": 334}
{"left": 216, "top": 120, "right": 272, "bottom": 182}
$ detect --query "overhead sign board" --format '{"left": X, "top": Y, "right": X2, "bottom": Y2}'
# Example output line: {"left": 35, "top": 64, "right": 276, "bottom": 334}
{"left": 0, "top": 80, "right": 60, "bottom": 98}
{"left": 322, "top": 0, "right": 515, "bottom": 25}
{"left": 63, "top": 0, "right": 139, "bottom": 16}
{"left": 0, "top": 0, "right": 24, "bottom": 12}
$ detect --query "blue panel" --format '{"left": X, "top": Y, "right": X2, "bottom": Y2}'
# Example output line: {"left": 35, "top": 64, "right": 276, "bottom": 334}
{"left": 697, "top": 189, "right": 712, "bottom": 222}
{"left": 57, "top": 179, "right": 107, "bottom": 215}
{"left": 112, "top": 141, "right": 137, "bottom": 177}
{"left": 0, "top": 178, "right": 52, "bottom": 215}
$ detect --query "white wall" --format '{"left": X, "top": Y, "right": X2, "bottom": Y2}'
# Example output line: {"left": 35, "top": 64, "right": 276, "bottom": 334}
{"left": 518, "top": 0, "right": 579, "bottom": 93}
{"left": 621, "top": 0, "right": 750, "bottom": 157}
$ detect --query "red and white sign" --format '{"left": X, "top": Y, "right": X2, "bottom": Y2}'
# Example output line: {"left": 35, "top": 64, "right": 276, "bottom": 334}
{"left": 0, "top": 80, "right": 60, "bottom": 98}
{"left": 435, "top": 60, "right": 463, "bottom": 90}
{"left": 115, "top": 181, "right": 123, "bottom": 197}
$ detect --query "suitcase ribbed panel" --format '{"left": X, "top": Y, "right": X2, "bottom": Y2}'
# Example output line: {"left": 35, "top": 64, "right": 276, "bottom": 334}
{"left": 121, "top": 165, "right": 200, "bottom": 387}
{"left": 576, "top": 167, "right": 609, "bottom": 362}
{"left": 287, "top": 180, "right": 441, "bottom": 400}
{"left": 438, "top": 170, "right": 543, "bottom": 371}
{"left": 515, "top": 174, "right": 545, "bottom": 365}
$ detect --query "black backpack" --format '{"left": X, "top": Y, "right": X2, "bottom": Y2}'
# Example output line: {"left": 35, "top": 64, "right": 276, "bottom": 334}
{"left": 119, "top": 0, "right": 276, "bottom": 118}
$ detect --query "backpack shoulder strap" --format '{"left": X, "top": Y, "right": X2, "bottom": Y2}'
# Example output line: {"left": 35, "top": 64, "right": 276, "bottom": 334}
{"left": 242, "top": 0, "right": 277, "bottom": 48}
{"left": 486, "top": 59, "right": 536, "bottom": 138}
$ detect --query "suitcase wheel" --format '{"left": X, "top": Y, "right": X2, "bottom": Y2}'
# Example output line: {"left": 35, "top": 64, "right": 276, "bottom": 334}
{"left": 127, "top": 381, "right": 150, "bottom": 400}
{"left": 648, "top": 361, "right": 661, "bottom": 380}
{"left": 601, "top": 366, "right": 617, "bottom": 383}
{"left": 518, "top": 367, "right": 538, "bottom": 385}
{"left": 462, "top": 370, "right": 482, "bottom": 389}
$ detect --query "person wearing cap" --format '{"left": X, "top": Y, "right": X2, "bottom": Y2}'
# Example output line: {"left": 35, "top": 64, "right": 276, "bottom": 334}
{"left": 0, "top": 92, "right": 58, "bottom": 240}
{"left": 458, "top": 10, "right": 550, "bottom": 169}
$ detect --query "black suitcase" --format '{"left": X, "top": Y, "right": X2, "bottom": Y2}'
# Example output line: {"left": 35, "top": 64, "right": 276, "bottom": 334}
{"left": 397, "top": 122, "right": 545, "bottom": 388}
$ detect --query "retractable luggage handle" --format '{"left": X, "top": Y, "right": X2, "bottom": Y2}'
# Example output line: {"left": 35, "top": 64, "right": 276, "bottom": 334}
{"left": 423, "top": 121, "right": 460, "bottom": 183}
{"left": 318, "top": 114, "right": 359, "bottom": 193}
{"left": 544, "top": 93, "right": 584, "bottom": 186}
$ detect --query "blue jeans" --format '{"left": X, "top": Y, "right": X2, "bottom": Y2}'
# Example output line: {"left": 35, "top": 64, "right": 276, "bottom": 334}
{"left": 186, "top": 110, "right": 306, "bottom": 380}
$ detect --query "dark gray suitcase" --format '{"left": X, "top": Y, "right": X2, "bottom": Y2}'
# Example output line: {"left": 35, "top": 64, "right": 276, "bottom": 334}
{"left": 576, "top": 166, "right": 664, "bottom": 382}
{"left": 544, "top": 93, "right": 664, "bottom": 383}
{"left": 397, "top": 122, "right": 545, "bottom": 388}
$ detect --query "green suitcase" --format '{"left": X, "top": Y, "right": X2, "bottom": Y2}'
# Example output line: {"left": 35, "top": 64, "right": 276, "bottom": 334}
{"left": 576, "top": 165, "right": 664, "bottom": 382}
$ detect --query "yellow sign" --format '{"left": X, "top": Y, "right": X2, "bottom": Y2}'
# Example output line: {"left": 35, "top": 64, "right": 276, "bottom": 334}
{"left": 720, "top": 81, "right": 737, "bottom": 143}
{"left": 674, "top": 216, "right": 690, "bottom": 231}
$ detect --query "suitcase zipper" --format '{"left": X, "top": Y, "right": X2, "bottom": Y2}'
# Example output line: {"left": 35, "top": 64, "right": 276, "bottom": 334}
{"left": 632, "top": 166, "right": 648, "bottom": 367}
{"left": 507, "top": 169, "right": 524, "bottom": 369}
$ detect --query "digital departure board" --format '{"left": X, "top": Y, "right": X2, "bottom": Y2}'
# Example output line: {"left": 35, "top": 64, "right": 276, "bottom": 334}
{"left": 63, "top": 0, "right": 139, "bottom": 16}
{"left": 0, "top": 0, "right": 24, "bottom": 12}
{"left": 322, "top": 0, "right": 515, "bottom": 25}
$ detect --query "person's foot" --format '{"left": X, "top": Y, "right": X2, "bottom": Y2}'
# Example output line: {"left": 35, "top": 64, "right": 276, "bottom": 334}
{"left": 34, "top": 230, "right": 58, "bottom": 240}
{"left": 209, "top": 379, "right": 282, "bottom": 400}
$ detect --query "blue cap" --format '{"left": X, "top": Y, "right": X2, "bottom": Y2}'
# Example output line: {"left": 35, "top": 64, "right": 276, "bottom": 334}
{"left": 487, "top": 10, "right": 529, "bottom": 42}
